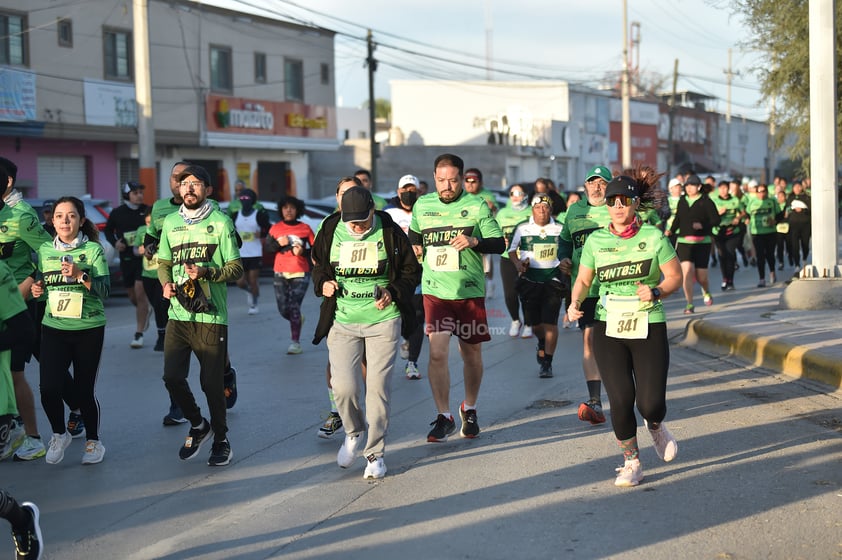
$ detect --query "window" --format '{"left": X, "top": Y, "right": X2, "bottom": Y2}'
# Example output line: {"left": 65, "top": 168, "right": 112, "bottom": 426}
{"left": 254, "top": 52, "right": 266, "bottom": 84}
{"left": 284, "top": 58, "right": 303, "bottom": 102}
{"left": 104, "top": 29, "right": 132, "bottom": 80}
{"left": 210, "top": 45, "right": 232, "bottom": 92}
{"left": 57, "top": 18, "right": 72, "bottom": 48}
{"left": 320, "top": 63, "right": 329, "bottom": 85}
{"left": 0, "top": 12, "right": 27, "bottom": 66}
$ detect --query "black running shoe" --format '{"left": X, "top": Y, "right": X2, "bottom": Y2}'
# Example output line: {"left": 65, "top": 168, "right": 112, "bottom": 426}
{"left": 12, "top": 502, "right": 42, "bottom": 560}
{"left": 224, "top": 367, "right": 237, "bottom": 409}
{"left": 208, "top": 439, "right": 232, "bottom": 467}
{"left": 539, "top": 361, "right": 553, "bottom": 378}
{"left": 459, "top": 402, "right": 480, "bottom": 438}
{"left": 163, "top": 405, "right": 188, "bottom": 426}
{"left": 179, "top": 420, "right": 213, "bottom": 460}
{"left": 154, "top": 332, "right": 165, "bottom": 352}
{"left": 427, "top": 414, "right": 456, "bottom": 442}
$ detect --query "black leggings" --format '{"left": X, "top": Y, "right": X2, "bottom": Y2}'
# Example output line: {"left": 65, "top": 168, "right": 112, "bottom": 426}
{"left": 406, "top": 293, "right": 426, "bottom": 362}
{"left": 788, "top": 221, "right": 811, "bottom": 266}
{"left": 39, "top": 325, "right": 105, "bottom": 440}
{"left": 592, "top": 321, "right": 669, "bottom": 441}
{"left": 715, "top": 233, "right": 742, "bottom": 284}
{"left": 0, "top": 489, "right": 27, "bottom": 529}
{"left": 499, "top": 257, "right": 521, "bottom": 321}
{"left": 142, "top": 276, "right": 168, "bottom": 330}
{"left": 752, "top": 233, "right": 776, "bottom": 280}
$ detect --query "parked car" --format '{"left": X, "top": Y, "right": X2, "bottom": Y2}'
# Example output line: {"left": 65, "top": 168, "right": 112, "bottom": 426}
{"left": 24, "top": 197, "right": 123, "bottom": 291}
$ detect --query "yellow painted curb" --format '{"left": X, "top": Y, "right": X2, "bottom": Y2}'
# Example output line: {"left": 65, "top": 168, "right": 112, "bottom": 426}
{"left": 683, "top": 318, "right": 842, "bottom": 390}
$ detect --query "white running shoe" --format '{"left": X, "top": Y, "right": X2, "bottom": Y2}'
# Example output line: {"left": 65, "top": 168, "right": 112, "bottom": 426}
{"left": 286, "top": 342, "right": 302, "bottom": 354}
{"left": 399, "top": 339, "right": 410, "bottom": 360}
{"left": 363, "top": 455, "right": 387, "bottom": 479}
{"left": 81, "top": 440, "right": 106, "bottom": 464}
{"left": 0, "top": 417, "right": 25, "bottom": 460}
{"left": 405, "top": 361, "right": 421, "bottom": 380}
{"left": 520, "top": 325, "right": 533, "bottom": 339}
{"left": 45, "top": 432, "right": 72, "bottom": 465}
{"left": 130, "top": 333, "right": 143, "bottom": 348}
{"left": 645, "top": 420, "right": 678, "bottom": 462}
{"left": 614, "top": 458, "right": 644, "bottom": 487}
{"left": 248, "top": 305, "right": 259, "bottom": 315}
{"left": 337, "top": 434, "right": 362, "bottom": 468}
{"left": 508, "top": 320, "right": 522, "bottom": 337}
{"left": 246, "top": 292, "right": 255, "bottom": 308}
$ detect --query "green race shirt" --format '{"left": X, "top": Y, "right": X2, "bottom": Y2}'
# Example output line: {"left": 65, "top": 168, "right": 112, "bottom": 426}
{"left": 157, "top": 208, "right": 241, "bottom": 325}
{"left": 712, "top": 195, "right": 745, "bottom": 236}
{"left": 745, "top": 197, "right": 780, "bottom": 235}
{"left": 410, "top": 191, "right": 503, "bottom": 300}
{"left": 580, "top": 225, "right": 677, "bottom": 324}
{"left": 509, "top": 218, "right": 564, "bottom": 282}
{"left": 145, "top": 198, "right": 181, "bottom": 243}
{"left": 37, "top": 241, "right": 109, "bottom": 330}
{"left": 329, "top": 216, "right": 400, "bottom": 325}
{"left": 0, "top": 202, "right": 52, "bottom": 285}
{"left": 0, "top": 260, "right": 25, "bottom": 415}
{"left": 561, "top": 200, "right": 610, "bottom": 297}
{"left": 495, "top": 203, "right": 532, "bottom": 256}
{"left": 134, "top": 225, "right": 160, "bottom": 279}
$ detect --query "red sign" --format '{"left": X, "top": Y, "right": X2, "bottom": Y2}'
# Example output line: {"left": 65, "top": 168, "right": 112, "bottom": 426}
{"left": 609, "top": 122, "right": 659, "bottom": 168}
{"left": 206, "top": 95, "right": 336, "bottom": 138}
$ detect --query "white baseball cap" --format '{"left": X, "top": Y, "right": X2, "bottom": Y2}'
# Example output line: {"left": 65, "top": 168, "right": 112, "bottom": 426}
{"left": 397, "top": 174, "right": 419, "bottom": 189}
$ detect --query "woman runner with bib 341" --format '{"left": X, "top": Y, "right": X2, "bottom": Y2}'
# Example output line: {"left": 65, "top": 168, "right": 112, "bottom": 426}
{"left": 567, "top": 168, "right": 681, "bottom": 488}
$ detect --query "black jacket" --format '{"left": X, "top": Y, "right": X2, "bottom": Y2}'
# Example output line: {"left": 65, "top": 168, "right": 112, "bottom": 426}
{"left": 311, "top": 210, "right": 421, "bottom": 344}
{"left": 670, "top": 195, "right": 720, "bottom": 238}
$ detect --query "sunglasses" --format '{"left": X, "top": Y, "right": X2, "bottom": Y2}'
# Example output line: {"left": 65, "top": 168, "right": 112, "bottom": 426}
{"left": 606, "top": 195, "right": 637, "bottom": 208}
{"left": 509, "top": 191, "right": 525, "bottom": 197}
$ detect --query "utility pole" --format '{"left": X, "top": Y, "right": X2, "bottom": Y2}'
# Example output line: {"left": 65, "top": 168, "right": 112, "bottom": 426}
{"left": 621, "top": 0, "right": 631, "bottom": 168}
{"left": 484, "top": 0, "right": 493, "bottom": 80}
{"left": 133, "top": 0, "right": 157, "bottom": 202}
{"left": 666, "top": 59, "right": 679, "bottom": 182}
{"left": 724, "top": 48, "right": 734, "bottom": 176}
{"left": 366, "top": 30, "right": 378, "bottom": 190}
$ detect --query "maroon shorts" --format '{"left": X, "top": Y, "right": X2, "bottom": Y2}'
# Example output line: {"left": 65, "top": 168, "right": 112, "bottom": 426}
{"left": 423, "top": 294, "right": 491, "bottom": 344}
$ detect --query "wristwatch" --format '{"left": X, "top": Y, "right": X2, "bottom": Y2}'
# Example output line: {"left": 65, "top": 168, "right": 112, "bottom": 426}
{"left": 651, "top": 287, "right": 661, "bottom": 301}
{"left": 80, "top": 272, "right": 90, "bottom": 283}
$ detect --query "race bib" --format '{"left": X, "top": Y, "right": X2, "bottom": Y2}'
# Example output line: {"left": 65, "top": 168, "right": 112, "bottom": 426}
{"left": 241, "top": 231, "right": 256, "bottom": 242}
{"left": 427, "top": 246, "right": 459, "bottom": 272}
{"left": 603, "top": 294, "right": 648, "bottom": 339}
{"left": 48, "top": 291, "right": 84, "bottom": 319}
{"left": 533, "top": 243, "right": 556, "bottom": 262}
{"left": 142, "top": 255, "right": 159, "bottom": 272}
{"left": 339, "top": 241, "right": 378, "bottom": 269}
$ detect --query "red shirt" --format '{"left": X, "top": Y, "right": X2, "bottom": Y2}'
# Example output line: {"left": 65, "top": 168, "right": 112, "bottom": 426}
{"left": 268, "top": 221, "right": 315, "bottom": 274}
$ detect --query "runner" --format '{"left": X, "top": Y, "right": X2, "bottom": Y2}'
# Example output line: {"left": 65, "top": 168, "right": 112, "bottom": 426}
{"left": 495, "top": 184, "right": 532, "bottom": 338}
{"left": 157, "top": 164, "right": 243, "bottom": 467}
{"left": 568, "top": 170, "right": 682, "bottom": 487}
{"left": 508, "top": 193, "right": 566, "bottom": 378}
{"left": 409, "top": 153, "right": 505, "bottom": 442}
{"left": 712, "top": 180, "right": 746, "bottom": 290}
{"left": 231, "top": 188, "right": 270, "bottom": 315}
{"left": 665, "top": 174, "right": 719, "bottom": 314}
{"left": 744, "top": 183, "right": 782, "bottom": 287}
{"left": 265, "top": 195, "right": 315, "bottom": 355}
{"left": 559, "top": 165, "right": 612, "bottom": 425}
{"left": 32, "top": 197, "right": 110, "bottom": 465}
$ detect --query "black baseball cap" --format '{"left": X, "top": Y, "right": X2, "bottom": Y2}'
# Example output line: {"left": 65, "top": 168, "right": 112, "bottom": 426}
{"left": 176, "top": 165, "right": 213, "bottom": 187}
{"left": 341, "top": 186, "right": 375, "bottom": 222}
{"left": 604, "top": 175, "right": 640, "bottom": 199}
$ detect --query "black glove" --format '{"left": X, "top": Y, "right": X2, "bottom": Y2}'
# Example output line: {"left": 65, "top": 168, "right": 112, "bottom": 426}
{"left": 175, "top": 278, "right": 215, "bottom": 313}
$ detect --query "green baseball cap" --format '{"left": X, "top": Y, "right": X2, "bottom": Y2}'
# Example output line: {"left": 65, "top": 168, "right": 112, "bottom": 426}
{"left": 585, "top": 165, "right": 611, "bottom": 182}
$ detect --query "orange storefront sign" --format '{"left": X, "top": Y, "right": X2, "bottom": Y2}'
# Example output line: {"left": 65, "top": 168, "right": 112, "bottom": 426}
{"left": 206, "top": 94, "right": 336, "bottom": 138}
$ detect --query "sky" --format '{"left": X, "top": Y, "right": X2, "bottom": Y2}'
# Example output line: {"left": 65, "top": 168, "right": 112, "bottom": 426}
{"left": 202, "top": 0, "right": 768, "bottom": 122}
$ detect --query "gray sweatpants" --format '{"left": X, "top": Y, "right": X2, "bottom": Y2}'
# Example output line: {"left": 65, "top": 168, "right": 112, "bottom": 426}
{"left": 327, "top": 317, "right": 400, "bottom": 458}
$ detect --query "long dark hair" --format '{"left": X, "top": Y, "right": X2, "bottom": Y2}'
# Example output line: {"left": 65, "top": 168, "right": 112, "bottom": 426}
{"left": 620, "top": 164, "right": 666, "bottom": 212}
{"left": 52, "top": 196, "right": 100, "bottom": 242}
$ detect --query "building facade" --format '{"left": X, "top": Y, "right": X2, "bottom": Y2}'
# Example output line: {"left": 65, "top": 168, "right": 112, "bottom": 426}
{"left": 0, "top": 0, "right": 339, "bottom": 204}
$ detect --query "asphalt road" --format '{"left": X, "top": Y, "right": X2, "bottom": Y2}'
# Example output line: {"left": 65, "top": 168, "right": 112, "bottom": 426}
{"left": 2, "top": 262, "right": 840, "bottom": 559}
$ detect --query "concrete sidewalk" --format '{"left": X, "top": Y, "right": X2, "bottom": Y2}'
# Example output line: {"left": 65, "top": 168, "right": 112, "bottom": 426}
{"left": 682, "top": 284, "right": 842, "bottom": 391}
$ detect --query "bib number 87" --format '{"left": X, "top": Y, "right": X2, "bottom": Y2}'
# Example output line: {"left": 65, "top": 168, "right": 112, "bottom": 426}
{"left": 56, "top": 298, "right": 72, "bottom": 312}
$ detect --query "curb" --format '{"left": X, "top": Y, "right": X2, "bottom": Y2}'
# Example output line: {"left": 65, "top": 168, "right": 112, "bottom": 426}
{"left": 682, "top": 318, "right": 842, "bottom": 391}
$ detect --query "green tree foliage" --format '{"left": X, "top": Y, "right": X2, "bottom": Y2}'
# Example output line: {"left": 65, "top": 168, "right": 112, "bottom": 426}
{"left": 362, "top": 98, "right": 392, "bottom": 120}
{"left": 729, "top": 0, "right": 842, "bottom": 171}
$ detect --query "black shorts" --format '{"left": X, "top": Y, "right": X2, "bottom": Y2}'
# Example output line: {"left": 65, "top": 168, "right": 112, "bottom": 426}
{"left": 241, "top": 257, "right": 262, "bottom": 271}
{"left": 120, "top": 257, "right": 143, "bottom": 286}
{"left": 577, "top": 296, "right": 599, "bottom": 330}
{"left": 676, "top": 242, "right": 712, "bottom": 269}
{"left": 517, "top": 277, "right": 564, "bottom": 327}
